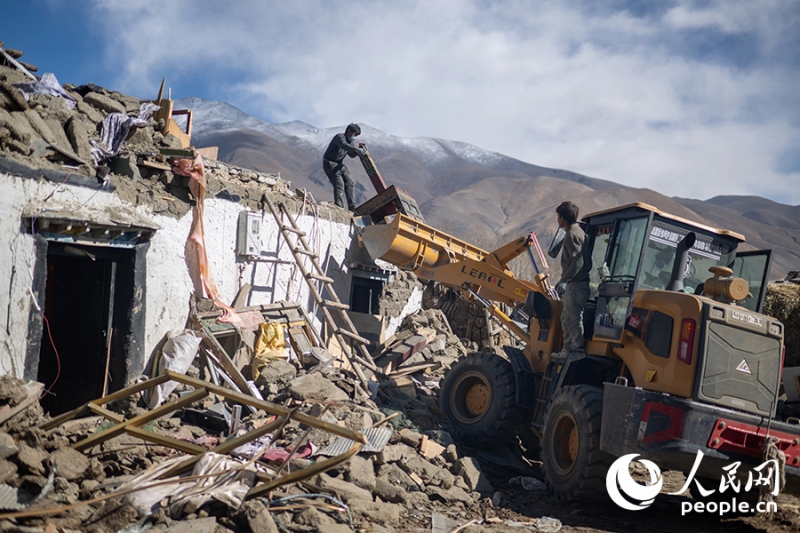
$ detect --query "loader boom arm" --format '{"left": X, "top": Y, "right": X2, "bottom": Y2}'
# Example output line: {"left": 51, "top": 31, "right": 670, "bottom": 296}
{"left": 359, "top": 213, "right": 556, "bottom": 345}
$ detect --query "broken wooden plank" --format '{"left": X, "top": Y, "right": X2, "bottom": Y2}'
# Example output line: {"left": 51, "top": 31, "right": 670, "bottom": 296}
{"left": 0, "top": 45, "right": 36, "bottom": 80}
{"left": 195, "top": 321, "right": 254, "bottom": 402}
{"left": 0, "top": 381, "right": 44, "bottom": 426}
{"left": 420, "top": 434, "right": 446, "bottom": 460}
{"left": 231, "top": 283, "right": 252, "bottom": 309}
{"left": 389, "top": 361, "right": 440, "bottom": 378}
{"left": 374, "top": 334, "right": 428, "bottom": 374}
{"left": 158, "top": 147, "right": 195, "bottom": 158}
{"left": 138, "top": 160, "right": 172, "bottom": 171}
{"left": 384, "top": 376, "right": 417, "bottom": 398}
{"left": 371, "top": 329, "right": 413, "bottom": 359}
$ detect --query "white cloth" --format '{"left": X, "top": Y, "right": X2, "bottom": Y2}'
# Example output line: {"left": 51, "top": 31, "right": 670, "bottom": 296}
{"left": 13, "top": 73, "right": 77, "bottom": 110}
{"left": 90, "top": 102, "right": 159, "bottom": 164}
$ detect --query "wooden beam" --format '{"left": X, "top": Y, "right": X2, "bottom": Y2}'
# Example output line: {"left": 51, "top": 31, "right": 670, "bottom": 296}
{"left": 0, "top": 382, "right": 43, "bottom": 426}
{"left": 40, "top": 373, "right": 171, "bottom": 430}
{"left": 248, "top": 441, "right": 363, "bottom": 498}
{"left": 72, "top": 388, "right": 207, "bottom": 452}
{"left": 125, "top": 426, "right": 207, "bottom": 455}
{"left": 158, "top": 417, "right": 285, "bottom": 479}
{"left": 87, "top": 403, "right": 124, "bottom": 424}
{"left": 194, "top": 319, "right": 255, "bottom": 402}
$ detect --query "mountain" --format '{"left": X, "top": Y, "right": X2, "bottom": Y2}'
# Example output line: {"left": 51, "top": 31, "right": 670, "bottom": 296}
{"left": 177, "top": 97, "right": 799, "bottom": 279}
{"left": 178, "top": 97, "right": 622, "bottom": 204}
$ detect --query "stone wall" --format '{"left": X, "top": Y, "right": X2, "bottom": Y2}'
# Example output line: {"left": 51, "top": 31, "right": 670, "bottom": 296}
{"left": 422, "top": 282, "right": 512, "bottom": 353}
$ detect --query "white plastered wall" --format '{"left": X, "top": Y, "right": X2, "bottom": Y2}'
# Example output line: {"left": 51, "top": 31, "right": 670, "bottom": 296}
{"left": 0, "top": 173, "right": 356, "bottom": 380}
{"left": 143, "top": 198, "right": 356, "bottom": 353}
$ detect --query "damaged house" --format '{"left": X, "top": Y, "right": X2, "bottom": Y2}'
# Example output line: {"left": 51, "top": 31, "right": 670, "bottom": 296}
{"left": 0, "top": 45, "right": 573, "bottom": 533}
{"left": 0, "top": 54, "right": 424, "bottom": 417}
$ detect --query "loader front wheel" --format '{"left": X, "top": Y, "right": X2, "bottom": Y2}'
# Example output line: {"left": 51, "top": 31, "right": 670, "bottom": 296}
{"left": 439, "top": 352, "right": 526, "bottom": 449}
{"left": 541, "top": 385, "right": 612, "bottom": 501}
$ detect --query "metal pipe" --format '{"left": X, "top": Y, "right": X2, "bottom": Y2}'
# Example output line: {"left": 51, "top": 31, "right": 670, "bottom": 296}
{"left": 667, "top": 232, "right": 696, "bottom": 292}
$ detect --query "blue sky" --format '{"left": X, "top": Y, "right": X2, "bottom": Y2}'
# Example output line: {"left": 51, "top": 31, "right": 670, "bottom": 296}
{"left": 4, "top": 0, "right": 799, "bottom": 204}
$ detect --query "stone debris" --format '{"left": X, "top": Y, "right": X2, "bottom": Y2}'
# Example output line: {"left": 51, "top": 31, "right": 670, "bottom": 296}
{"left": 0, "top": 56, "right": 312, "bottom": 223}
{"left": 0, "top": 285, "right": 539, "bottom": 532}
{"left": 765, "top": 281, "right": 800, "bottom": 367}
{"left": 0, "top": 44, "right": 550, "bottom": 532}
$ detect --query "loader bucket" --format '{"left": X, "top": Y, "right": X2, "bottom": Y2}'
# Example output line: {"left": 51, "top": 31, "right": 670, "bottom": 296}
{"left": 360, "top": 214, "right": 488, "bottom": 270}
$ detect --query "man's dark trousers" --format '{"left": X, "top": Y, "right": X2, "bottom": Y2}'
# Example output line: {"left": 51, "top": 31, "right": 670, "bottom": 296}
{"left": 323, "top": 160, "right": 355, "bottom": 210}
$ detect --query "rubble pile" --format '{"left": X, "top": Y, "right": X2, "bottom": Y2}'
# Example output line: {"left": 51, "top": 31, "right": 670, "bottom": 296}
{"left": 422, "top": 283, "right": 514, "bottom": 354}
{"left": 0, "top": 58, "right": 298, "bottom": 221}
{"left": 765, "top": 281, "right": 800, "bottom": 367}
{"left": 377, "top": 271, "right": 424, "bottom": 321}
{"left": 0, "top": 45, "right": 561, "bottom": 532}
{"left": 0, "top": 303, "right": 555, "bottom": 533}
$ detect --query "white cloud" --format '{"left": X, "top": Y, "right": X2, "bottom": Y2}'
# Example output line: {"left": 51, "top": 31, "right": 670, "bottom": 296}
{"left": 85, "top": 0, "right": 800, "bottom": 204}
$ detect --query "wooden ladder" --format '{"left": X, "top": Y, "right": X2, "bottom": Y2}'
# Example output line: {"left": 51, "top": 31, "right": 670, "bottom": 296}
{"left": 263, "top": 197, "right": 378, "bottom": 394}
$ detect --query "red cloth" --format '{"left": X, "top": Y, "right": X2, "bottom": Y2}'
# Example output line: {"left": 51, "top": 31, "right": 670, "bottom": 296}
{"left": 172, "top": 156, "right": 239, "bottom": 324}
{"left": 262, "top": 441, "right": 316, "bottom": 462}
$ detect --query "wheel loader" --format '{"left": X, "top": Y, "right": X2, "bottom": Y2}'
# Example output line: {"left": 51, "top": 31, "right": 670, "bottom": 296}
{"left": 357, "top": 202, "right": 798, "bottom": 502}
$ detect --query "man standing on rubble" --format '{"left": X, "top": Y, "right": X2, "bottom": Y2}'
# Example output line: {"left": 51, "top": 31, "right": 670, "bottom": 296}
{"left": 322, "top": 123, "right": 366, "bottom": 211}
{"left": 553, "top": 201, "right": 589, "bottom": 358}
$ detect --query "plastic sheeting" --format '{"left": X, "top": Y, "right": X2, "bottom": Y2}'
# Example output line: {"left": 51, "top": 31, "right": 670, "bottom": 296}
{"left": 143, "top": 330, "right": 203, "bottom": 409}
{"left": 120, "top": 452, "right": 259, "bottom": 518}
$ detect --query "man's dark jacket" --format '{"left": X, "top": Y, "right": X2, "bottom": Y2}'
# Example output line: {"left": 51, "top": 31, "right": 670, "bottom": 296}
{"left": 323, "top": 133, "right": 361, "bottom": 163}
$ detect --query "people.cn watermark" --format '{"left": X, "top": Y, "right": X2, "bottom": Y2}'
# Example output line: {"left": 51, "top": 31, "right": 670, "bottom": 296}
{"left": 606, "top": 452, "right": 780, "bottom": 517}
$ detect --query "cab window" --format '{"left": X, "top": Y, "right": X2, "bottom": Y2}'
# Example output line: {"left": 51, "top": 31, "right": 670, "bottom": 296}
{"left": 587, "top": 223, "right": 612, "bottom": 300}
{"left": 639, "top": 221, "right": 735, "bottom": 293}
{"left": 607, "top": 217, "right": 648, "bottom": 281}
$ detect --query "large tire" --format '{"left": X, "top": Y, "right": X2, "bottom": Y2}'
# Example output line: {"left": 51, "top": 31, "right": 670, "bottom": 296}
{"left": 439, "top": 352, "right": 527, "bottom": 449}
{"left": 541, "top": 385, "right": 612, "bottom": 501}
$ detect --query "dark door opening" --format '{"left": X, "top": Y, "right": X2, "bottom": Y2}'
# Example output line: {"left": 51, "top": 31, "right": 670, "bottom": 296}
{"left": 37, "top": 243, "right": 136, "bottom": 415}
{"left": 349, "top": 277, "right": 383, "bottom": 315}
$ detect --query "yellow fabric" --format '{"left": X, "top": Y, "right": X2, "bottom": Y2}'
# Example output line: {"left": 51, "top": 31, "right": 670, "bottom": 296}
{"left": 252, "top": 322, "right": 287, "bottom": 380}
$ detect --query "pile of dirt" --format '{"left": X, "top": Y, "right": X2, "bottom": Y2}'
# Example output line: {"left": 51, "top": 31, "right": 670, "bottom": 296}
{"left": 765, "top": 282, "right": 800, "bottom": 367}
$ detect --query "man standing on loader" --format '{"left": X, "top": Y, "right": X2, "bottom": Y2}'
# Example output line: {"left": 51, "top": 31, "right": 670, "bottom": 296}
{"left": 322, "top": 123, "right": 366, "bottom": 210}
{"left": 554, "top": 201, "right": 590, "bottom": 357}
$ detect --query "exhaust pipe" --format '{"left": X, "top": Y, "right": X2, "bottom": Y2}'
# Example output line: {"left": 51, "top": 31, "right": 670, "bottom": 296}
{"left": 667, "top": 232, "right": 696, "bottom": 292}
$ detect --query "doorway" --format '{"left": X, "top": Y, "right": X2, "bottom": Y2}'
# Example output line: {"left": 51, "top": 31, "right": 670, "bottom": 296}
{"left": 37, "top": 243, "right": 137, "bottom": 415}
{"left": 349, "top": 276, "right": 383, "bottom": 315}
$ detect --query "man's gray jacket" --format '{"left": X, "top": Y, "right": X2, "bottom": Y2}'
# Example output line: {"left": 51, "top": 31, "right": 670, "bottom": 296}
{"left": 323, "top": 133, "right": 361, "bottom": 163}
{"left": 559, "top": 223, "right": 589, "bottom": 284}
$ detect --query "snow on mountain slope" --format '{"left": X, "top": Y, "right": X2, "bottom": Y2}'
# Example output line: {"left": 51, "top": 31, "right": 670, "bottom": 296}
{"left": 178, "top": 98, "right": 536, "bottom": 170}
{"left": 176, "top": 97, "right": 293, "bottom": 142}
{"left": 176, "top": 96, "right": 797, "bottom": 279}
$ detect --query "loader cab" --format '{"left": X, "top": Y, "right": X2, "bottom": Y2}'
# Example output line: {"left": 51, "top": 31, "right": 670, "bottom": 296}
{"left": 580, "top": 203, "right": 769, "bottom": 343}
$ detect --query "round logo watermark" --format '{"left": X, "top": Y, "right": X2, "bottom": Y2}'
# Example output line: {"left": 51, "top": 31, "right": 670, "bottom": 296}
{"left": 606, "top": 453, "right": 663, "bottom": 510}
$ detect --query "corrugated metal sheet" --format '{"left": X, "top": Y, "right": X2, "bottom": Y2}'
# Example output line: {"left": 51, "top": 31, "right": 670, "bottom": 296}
{"left": 0, "top": 484, "right": 32, "bottom": 511}
{"left": 316, "top": 427, "right": 392, "bottom": 457}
